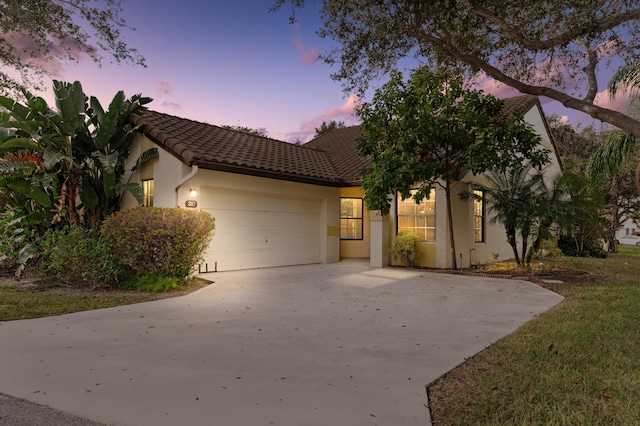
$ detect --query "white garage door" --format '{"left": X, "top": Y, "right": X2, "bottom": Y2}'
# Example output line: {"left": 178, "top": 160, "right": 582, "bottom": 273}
{"left": 200, "top": 187, "right": 321, "bottom": 271}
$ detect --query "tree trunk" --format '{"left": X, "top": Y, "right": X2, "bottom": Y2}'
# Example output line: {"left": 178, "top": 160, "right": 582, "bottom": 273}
{"left": 445, "top": 180, "right": 458, "bottom": 269}
{"left": 506, "top": 226, "right": 520, "bottom": 266}
{"left": 610, "top": 206, "right": 620, "bottom": 253}
{"left": 520, "top": 232, "right": 529, "bottom": 267}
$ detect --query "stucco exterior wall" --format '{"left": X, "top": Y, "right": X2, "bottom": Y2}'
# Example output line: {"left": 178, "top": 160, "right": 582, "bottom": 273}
{"left": 122, "top": 134, "right": 186, "bottom": 209}
{"left": 125, "top": 134, "right": 340, "bottom": 267}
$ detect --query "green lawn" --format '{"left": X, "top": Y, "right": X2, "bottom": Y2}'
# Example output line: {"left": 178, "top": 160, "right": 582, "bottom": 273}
{"left": 428, "top": 246, "right": 640, "bottom": 425}
{"left": 0, "top": 278, "right": 210, "bottom": 321}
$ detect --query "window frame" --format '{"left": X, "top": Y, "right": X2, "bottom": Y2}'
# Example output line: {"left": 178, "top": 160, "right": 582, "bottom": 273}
{"left": 473, "top": 189, "right": 485, "bottom": 243}
{"left": 396, "top": 189, "right": 436, "bottom": 242}
{"left": 142, "top": 179, "right": 154, "bottom": 207}
{"left": 340, "top": 197, "right": 364, "bottom": 240}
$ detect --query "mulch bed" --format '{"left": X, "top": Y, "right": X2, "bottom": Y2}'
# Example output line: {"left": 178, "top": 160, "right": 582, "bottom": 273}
{"left": 391, "top": 265, "right": 592, "bottom": 282}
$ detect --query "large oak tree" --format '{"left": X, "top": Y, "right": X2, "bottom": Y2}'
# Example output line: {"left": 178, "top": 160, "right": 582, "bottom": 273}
{"left": 274, "top": 0, "right": 640, "bottom": 137}
{"left": 0, "top": 0, "right": 144, "bottom": 91}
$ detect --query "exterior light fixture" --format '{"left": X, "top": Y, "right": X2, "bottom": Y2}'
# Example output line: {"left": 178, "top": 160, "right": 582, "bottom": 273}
{"left": 189, "top": 188, "right": 197, "bottom": 197}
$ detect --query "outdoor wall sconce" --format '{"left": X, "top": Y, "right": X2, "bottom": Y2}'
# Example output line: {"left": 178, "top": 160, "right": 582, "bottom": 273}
{"left": 189, "top": 188, "right": 197, "bottom": 197}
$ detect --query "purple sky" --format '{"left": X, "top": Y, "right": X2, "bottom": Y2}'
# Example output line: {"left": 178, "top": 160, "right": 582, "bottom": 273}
{"left": 37, "top": 1, "right": 630, "bottom": 142}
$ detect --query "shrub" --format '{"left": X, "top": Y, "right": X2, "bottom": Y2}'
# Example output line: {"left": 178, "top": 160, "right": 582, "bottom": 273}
{"left": 0, "top": 212, "right": 43, "bottom": 278}
{"left": 101, "top": 207, "right": 215, "bottom": 280}
{"left": 39, "top": 227, "right": 120, "bottom": 288}
{"left": 392, "top": 231, "right": 422, "bottom": 267}
{"left": 541, "top": 239, "right": 563, "bottom": 258}
{"left": 557, "top": 235, "right": 607, "bottom": 258}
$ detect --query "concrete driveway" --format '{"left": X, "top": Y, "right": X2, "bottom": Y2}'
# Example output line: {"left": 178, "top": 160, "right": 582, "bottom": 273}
{"left": 0, "top": 261, "right": 563, "bottom": 425}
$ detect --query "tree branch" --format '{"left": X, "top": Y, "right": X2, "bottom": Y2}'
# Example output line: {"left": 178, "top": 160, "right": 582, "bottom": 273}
{"left": 435, "top": 31, "right": 640, "bottom": 137}
{"left": 467, "top": 3, "right": 640, "bottom": 51}
{"left": 576, "top": 40, "right": 599, "bottom": 103}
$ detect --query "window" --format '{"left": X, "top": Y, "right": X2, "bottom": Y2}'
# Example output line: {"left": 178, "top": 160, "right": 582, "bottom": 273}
{"left": 397, "top": 189, "right": 435, "bottom": 241}
{"left": 473, "top": 190, "right": 485, "bottom": 243}
{"left": 340, "top": 198, "right": 363, "bottom": 240}
{"left": 143, "top": 179, "right": 154, "bottom": 207}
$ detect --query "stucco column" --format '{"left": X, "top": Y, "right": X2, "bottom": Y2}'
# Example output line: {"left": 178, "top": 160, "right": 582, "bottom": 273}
{"left": 369, "top": 210, "right": 390, "bottom": 267}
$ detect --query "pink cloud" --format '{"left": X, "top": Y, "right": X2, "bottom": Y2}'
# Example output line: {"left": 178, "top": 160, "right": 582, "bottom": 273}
{"left": 594, "top": 88, "right": 631, "bottom": 113}
{"left": 5, "top": 31, "right": 87, "bottom": 78}
{"left": 477, "top": 77, "right": 522, "bottom": 99}
{"left": 161, "top": 101, "right": 182, "bottom": 110}
{"left": 292, "top": 24, "right": 321, "bottom": 66}
{"left": 156, "top": 80, "right": 172, "bottom": 95}
{"left": 285, "top": 94, "right": 361, "bottom": 142}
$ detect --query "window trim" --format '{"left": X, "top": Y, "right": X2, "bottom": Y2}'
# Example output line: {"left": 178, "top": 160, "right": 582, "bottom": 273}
{"left": 396, "top": 189, "right": 436, "bottom": 242}
{"left": 340, "top": 197, "right": 364, "bottom": 240}
{"left": 473, "top": 189, "right": 485, "bottom": 243}
{"left": 142, "top": 179, "right": 154, "bottom": 207}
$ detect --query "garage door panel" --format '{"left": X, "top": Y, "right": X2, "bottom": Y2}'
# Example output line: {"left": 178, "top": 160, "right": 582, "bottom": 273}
{"left": 201, "top": 187, "right": 321, "bottom": 271}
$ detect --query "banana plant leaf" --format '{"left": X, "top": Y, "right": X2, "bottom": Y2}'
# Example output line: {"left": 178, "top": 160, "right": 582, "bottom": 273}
{"left": 95, "top": 91, "right": 125, "bottom": 150}
{"left": 80, "top": 179, "right": 99, "bottom": 209}
{"left": 0, "top": 161, "right": 37, "bottom": 174}
{"left": 120, "top": 182, "right": 144, "bottom": 205}
{"left": 7, "top": 180, "right": 52, "bottom": 208}
{"left": 43, "top": 146, "right": 69, "bottom": 169}
{"left": 0, "top": 96, "right": 30, "bottom": 120}
{"left": 133, "top": 147, "right": 159, "bottom": 171}
{"left": 93, "top": 150, "right": 119, "bottom": 198}
{"left": 0, "top": 138, "right": 43, "bottom": 152}
{"left": 53, "top": 80, "right": 86, "bottom": 129}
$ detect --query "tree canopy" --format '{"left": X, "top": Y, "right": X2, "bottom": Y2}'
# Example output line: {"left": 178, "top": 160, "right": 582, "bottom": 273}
{"left": 314, "top": 120, "right": 346, "bottom": 138}
{"left": 220, "top": 125, "right": 268, "bottom": 137}
{"left": 0, "top": 0, "right": 144, "bottom": 91}
{"left": 357, "top": 67, "right": 549, "bottom": 268}
{"left": 273, "top": 0, "right": 640, "bottom": 137}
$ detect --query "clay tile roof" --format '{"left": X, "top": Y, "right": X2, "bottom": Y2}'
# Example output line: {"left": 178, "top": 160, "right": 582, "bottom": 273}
{"left": 500, "top": 94, "right": 539, "bottom": 117}
{"left": 130, "top": 110, "right": 344, "bottom": 186}
{"left": 129, "top": 94, "right": 549, "bottom": 188}
{"left": 303, "top": 126, "right": 369, "bottom": 185}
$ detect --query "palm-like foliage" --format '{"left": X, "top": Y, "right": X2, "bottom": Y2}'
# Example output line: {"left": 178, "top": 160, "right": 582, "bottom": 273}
{"left": 467, "top": 165, "right": 606, "bottom": 266}
{"left": 473, "top": 165, "right": 546, "bottom": 266}
{"left": 587, "top": 130, "right": 640, "bottom": 194}
{"left": 608, "top": 60, "right": 640, "bottom": 100}
{"left": 603, "top": 63, "right": 640, "bottom": 194}
{"left": 0, "top": 81, "right": 156, "bottom": 229}
{"left": 466, "top": 165, "right": 567, "bottom": 267}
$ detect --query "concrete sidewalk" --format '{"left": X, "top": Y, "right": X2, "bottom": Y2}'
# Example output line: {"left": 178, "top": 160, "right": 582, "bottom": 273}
{"left": 0, "top": 261, "right": 563, "bottom": 425}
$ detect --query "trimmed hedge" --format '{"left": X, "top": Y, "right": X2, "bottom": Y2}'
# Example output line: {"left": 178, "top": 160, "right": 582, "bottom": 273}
{"left": 102, "top": 207, "right": 215, "bottom": 279}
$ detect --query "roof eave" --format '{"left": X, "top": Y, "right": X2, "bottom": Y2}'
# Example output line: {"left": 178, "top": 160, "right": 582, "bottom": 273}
{"left": 193, "top": 160, "right": 348, "bottom": 187}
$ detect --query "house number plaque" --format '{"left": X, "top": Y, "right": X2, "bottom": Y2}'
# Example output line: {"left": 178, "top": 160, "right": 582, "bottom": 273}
{"left": 185, "top": 200, "right": 198, "bottom": 208}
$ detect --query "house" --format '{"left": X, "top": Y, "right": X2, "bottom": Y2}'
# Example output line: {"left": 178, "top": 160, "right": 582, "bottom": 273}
{"left": 124, "top": 95, "right": 562, "bottom": 272}
{"left": 616, "top": 216, "right": 640, "bottom": 245}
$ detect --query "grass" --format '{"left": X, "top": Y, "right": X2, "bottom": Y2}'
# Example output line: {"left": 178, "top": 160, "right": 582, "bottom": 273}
{"left": 0, "top": 278, "right": 210, "bottom": 321}
{"left": 428, "top": 245, "right": 640, "bottom": 425}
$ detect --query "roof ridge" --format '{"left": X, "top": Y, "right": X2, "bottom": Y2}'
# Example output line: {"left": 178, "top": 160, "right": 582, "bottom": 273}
{"left": 129, "top": 109, "right": 345, "bottom": 185}
{"left": 135, "top": 109, "right": 339, "bottom": 154}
